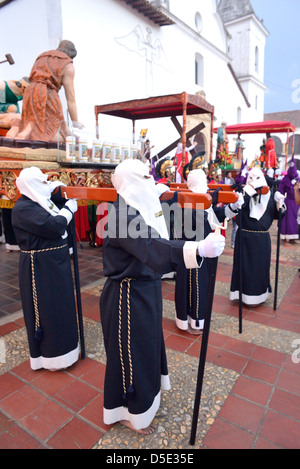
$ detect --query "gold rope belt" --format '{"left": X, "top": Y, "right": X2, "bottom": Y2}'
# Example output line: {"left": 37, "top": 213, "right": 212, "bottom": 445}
{"left": 189, "top": 268, "right": 200, "bottom": 324}
{"left": 20, "top": 244, "right": 68, "bottom": 340}
{"left": 118, "top": 277, "right": 135, "bottom": 405}
{"left": 242, "top": 229, "right": 269, "bottom": 233}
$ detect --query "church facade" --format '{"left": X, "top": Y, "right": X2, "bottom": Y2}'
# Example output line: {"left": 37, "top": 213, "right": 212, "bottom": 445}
{"left": 0, "top": 0, "right": 269, "bottom": 161}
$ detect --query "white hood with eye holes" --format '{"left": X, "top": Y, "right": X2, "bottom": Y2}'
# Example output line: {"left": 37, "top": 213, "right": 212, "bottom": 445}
{"left": 112, "top": 159, "right": 169, "bottom": 239}
{"left": 245, "top": 167, "right": 270, "bottom": 220}
{"left": 16, "top": 166, "right": 60, "bottom": 216}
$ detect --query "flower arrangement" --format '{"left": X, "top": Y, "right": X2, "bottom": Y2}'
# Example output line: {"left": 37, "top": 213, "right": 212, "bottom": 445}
{"left": 217, "top": 145, "right": 233, "bottom": 169}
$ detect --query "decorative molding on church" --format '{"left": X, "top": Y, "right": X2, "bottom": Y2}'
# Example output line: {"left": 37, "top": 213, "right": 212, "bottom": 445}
{"left": 218, "top": 0, "right": 269, "bottom": 35}
{"left": 119, "top": 0, "right": 174, "bottom": 26}
{"left": 218, "top": 0, "right": 254, "bottom": 22}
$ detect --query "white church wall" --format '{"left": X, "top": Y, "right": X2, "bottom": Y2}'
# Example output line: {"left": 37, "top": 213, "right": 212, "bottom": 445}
{"left": 59, "top": 0, "right": 237, "bottom": 155}
{"left": 61, "top": 0, "right": 182, "bottom": 151}
{"left": 0, "top": 0, "right": 267, "bottom": 162}
{"left": 168, "top": 0, "right": 227, "bottom": 53}
{"left": 0, "top": 0, "right": 52, "bottom": 82}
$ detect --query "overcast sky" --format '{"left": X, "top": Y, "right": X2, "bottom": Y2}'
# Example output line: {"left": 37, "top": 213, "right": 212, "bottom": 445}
{"left": 251, "top": 0, "right": 300, "bottom": 114}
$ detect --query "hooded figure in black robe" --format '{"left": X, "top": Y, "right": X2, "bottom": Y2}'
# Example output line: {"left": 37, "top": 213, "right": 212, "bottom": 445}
{"left": 11, "top": 166, "right": 79, "bottom": 370}
{"left": 174, "top": 169, "right": 244, "bottom": 334}
{"left": 99, "top": 159, "right": 225, "bottom": 434}
{"left": 230, "top": 167, "right": 286, "bottom": 305}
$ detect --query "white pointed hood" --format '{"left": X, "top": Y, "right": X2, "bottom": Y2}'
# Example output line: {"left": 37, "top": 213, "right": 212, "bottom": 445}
{"left": 246, "top": 167, "right": 270, "bottom": 220}
{"left": 112, "top": 159, "right": 169, "bottom": 239}
{"left": 16, "top": 166, "right": 60, "bottom": 216}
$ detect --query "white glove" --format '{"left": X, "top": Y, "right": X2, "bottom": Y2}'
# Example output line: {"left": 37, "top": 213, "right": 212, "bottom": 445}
{"left": 65, "top": 199, "right": 78, "bottom": 213}
{"left": 155, "top": 183, "right": 170, "bottom": 197}
{"left": 198, "top": 232, "right": 225, "bottom": 258}
{"left": 274, "top": 191, "right": 285, "bottom": 203}
{"left": 274, "top": 191, "right": 285, "bottom": 211}
{"left": 230, "top": 192, "right": 244, "bottom": 211}
{"left": 72, "top": 121, "right": 85, "bottom": 129}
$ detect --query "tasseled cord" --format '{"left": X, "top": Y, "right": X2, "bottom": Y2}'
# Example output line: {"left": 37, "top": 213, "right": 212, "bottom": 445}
{"left": 34, "top": 326, "right": 43, "bottom": 342}
{"left": 118, "top": 278, "right": 136, "bottom": 407}
{"left": 30, "top": 250, "right": 43, "bottom": 343}
{"left": 127, "top": 384, "right": 135, "bottom": 400}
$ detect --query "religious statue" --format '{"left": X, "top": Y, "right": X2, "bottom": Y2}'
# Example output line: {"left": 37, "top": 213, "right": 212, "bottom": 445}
{"left": 6, "top": 40, "right": 83, "bottom": 143}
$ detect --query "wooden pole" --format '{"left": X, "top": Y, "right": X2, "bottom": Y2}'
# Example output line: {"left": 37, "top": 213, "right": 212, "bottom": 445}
{"left": 181, "top": 93, "right": 187, "bottom": 176}
{"left": 238, "top": 208, "right": 243, "bottom": 334}
{"left": 190, "top": 255, "right": 218, "bottom": 445}
{"left": 285, "top": 130, "right": 290, "bottom": 172}
{"left": 210, "top": 108, "right": 214, "bottom": 162}
{"left": 132, "top": 120, "right": 136, "bottom": 144}
{"left": 70, "top": 218, "right": 86, "bottom": 359}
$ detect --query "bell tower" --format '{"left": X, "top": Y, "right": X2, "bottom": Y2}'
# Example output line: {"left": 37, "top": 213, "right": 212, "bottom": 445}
{"left": 218, "top": 0, "right": 269, "bottom": 117}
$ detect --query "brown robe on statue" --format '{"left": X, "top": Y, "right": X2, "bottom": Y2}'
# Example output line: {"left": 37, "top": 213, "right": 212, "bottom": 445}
{"left": 15, "top": 50, "right": 72, "bottom": 142}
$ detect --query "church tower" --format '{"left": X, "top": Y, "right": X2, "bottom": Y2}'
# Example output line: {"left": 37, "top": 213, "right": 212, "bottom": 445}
{"left": 218, "top": 0, "right": 269, "bottom": 119}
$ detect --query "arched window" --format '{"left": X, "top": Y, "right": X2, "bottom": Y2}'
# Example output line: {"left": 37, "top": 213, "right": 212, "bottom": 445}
{"left": 237, "top": 107, "right": 242, "bottom": 123}
{"left": 195, "top": 53, "right": 204, "bottom": 87}
{"left": 195, "top": 12, "right": 203, "bottom": 33}
{"left": 255, "top": 46, "right": 259, "bottom": 73}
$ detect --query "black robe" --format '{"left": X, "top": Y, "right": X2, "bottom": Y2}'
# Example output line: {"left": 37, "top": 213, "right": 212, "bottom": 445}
{"left": 230, "top": 192, "right": 281, "bottom": 305}
{"left": 2, "top": 208, "right": 19, "bottom": 250}
{"left": 11, "top": 195, "right": 79, "bottom": 370}
{"left": 100, "top": 195, "right": 192, "bottom": 430}
{"left": 174, "top": 206, "right": 228, "bottom": 330}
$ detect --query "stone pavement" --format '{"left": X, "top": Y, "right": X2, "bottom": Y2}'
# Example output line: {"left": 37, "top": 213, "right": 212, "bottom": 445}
{"left": 0, "top": 222, "right": 299, "bottom": 449}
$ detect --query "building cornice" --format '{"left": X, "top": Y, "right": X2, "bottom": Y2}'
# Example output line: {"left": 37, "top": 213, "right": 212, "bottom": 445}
{"left": 223, "top": 13, "right": 269, "bottom": 37}
{"left": 119, "top": 0, "right": 174, "bottom": 26}
{"left": 238, "top": 74, "right": 268, "bottom": 91}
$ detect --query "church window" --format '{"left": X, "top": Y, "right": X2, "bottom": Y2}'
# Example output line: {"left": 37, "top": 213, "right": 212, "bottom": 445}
{"left": 195, "top": 53, "right": 204, "bottom": 87}
{"left": 255, "top": 46, "right": 259, "bottom": 73}
{"left": 195, "top": 12, "right": 203, "bottom": 33}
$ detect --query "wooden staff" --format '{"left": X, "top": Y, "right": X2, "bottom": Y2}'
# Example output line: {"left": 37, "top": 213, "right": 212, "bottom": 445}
{"left": 190, "top": 217, "right": 228, "bottom": 445}
{"left": 70, "top": 217, "right": 86, "bottom": 359}
{"left": 273, "top": 196, "right": 285, "bottom": 311}
{"left": 284, "top": 130, "right": 290, "bottom": 172}
{"left": 238, "top": 207, "right": 243, "bottom": 334}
